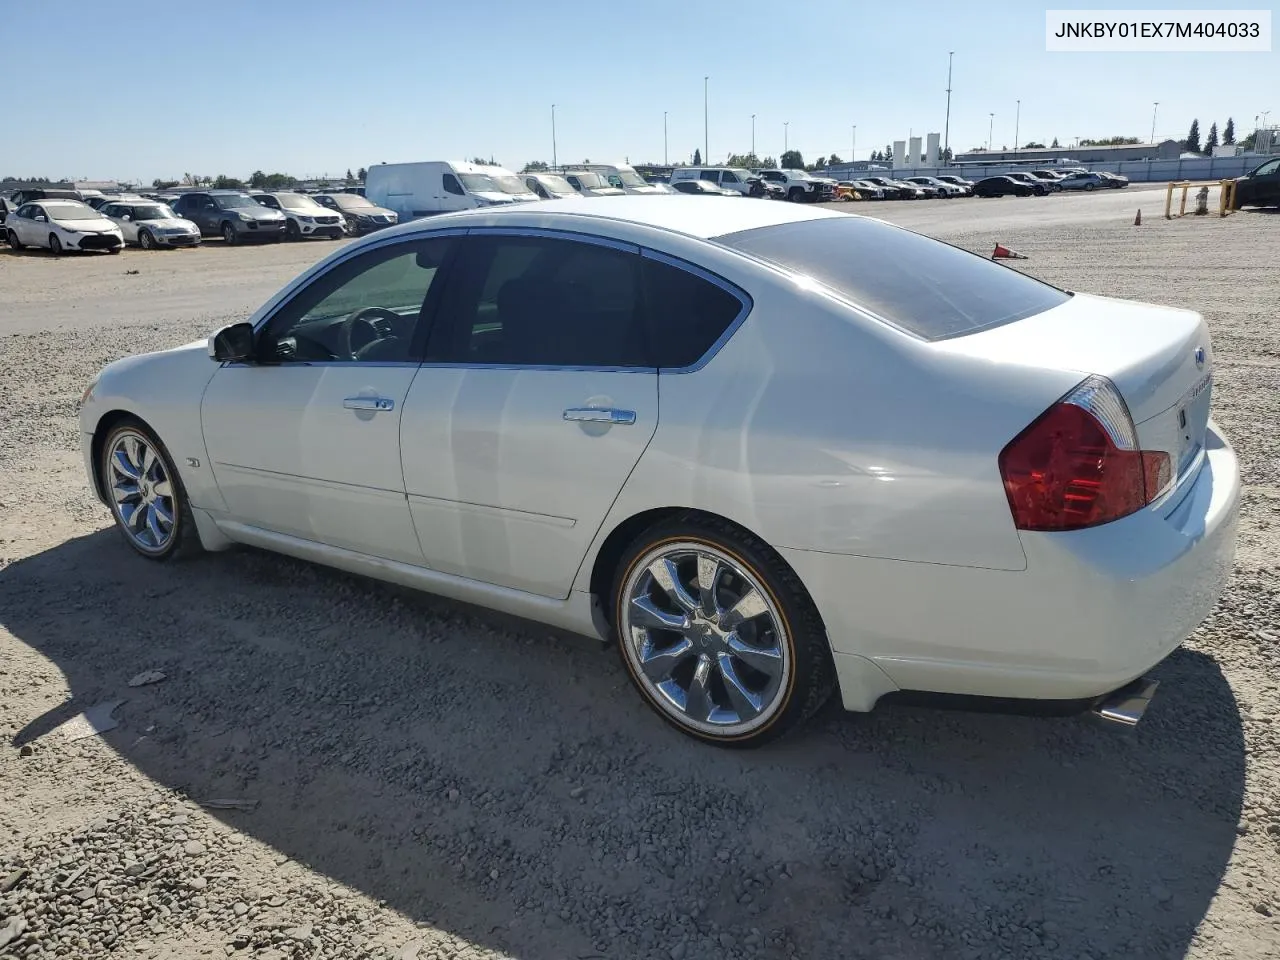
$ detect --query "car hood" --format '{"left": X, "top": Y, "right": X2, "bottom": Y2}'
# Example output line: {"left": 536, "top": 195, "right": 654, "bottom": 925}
{"left": 583, "top": 187, "right": 627, "bottom": 196}
{"left": 135, "top": 218, "right": 197, "bottom": 230}
{"left": 345, "top": 206, "right": 396, "bottom": 218}
{"left": 56, "top": 219, "right": 119, "bottom": 232}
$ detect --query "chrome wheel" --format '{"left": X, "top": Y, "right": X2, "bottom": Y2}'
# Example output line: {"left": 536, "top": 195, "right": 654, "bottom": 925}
{"left": 620, "top": 542, "right": 791, "bottom": 737}
{"left": 107, "top": 430, "right": 177, "bottom": 553}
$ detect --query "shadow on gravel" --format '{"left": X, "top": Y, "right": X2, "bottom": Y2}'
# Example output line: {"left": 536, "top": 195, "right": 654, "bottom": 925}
{"left": 3, "top": 529, "right": 1246, "bottom": 960}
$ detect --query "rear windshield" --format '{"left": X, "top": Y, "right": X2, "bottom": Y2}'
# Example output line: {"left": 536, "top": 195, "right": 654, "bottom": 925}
{"left": 715, "top": 216, "right": 1070, "bottom": 341}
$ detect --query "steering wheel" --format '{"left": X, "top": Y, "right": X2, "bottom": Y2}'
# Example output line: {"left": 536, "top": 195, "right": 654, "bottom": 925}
{"left": 338, "top": 306, "right": 401, "bottom": 360}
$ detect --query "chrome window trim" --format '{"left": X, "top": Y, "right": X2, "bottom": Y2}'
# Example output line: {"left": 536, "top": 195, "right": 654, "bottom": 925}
{"left": 639, "top": 248, "right": 754, "bottom": 374}
{"left": 462, "top": 225, "right": 640, "bottom": 254}
{"left": 220, "top": 360, "right": 423, "bottom": 369}
{"left": 418, "top": 363, "right": 658, "bottom": 374}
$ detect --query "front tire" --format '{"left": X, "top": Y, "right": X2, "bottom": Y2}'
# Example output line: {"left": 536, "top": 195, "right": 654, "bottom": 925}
{"left": 1084, "top": 182, "right": 1095, "bottom": 191}
{"left": 787, "top": 187, "right": 806, "bottom": 203}
{"left": 49, "top": 234, "right": 63, "bottom": 255}
{"left": 100, "top": 419, "right": 201, "bottom": 561}
{"left": 139, "top": 229, "right": 156, "bottom": 250}
{"left": 221, "top": 222, "right": 237, "bottom": 245}
{"left": 611, "top": 514, "right": 835, "bottom": 748}
{"left": 286, "top": 220, "right": 301, "bottom": 241}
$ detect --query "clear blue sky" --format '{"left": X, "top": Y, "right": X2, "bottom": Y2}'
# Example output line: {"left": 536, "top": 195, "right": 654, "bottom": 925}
{"left": 5, "top": 0, "right": 1272, "bottom": 182}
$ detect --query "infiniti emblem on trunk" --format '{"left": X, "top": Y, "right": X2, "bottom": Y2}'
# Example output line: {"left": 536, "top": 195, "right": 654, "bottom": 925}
{"left": 1194, "top": 346, "right": 1205, "bottom": 368}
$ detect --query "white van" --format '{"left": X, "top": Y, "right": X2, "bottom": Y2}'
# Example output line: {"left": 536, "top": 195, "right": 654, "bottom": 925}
{"left": 575, "top": 163, "right": 666, "bottom": 195}
{"left": 364, "top": 160, "right": 538, "bottom": 220}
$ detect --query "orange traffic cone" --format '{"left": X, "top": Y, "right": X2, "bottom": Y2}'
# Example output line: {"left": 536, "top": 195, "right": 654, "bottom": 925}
{"left": 992, "top": 243, "right": 1028, "bottom": 260}
{"left": 1134, "top": 208, "right": 1142, "bottom": 225}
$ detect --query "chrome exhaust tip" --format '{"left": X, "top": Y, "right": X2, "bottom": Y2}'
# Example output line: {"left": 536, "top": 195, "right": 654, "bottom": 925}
{"left": 1091, "top": 677, "right": 1159, "bottom": 727}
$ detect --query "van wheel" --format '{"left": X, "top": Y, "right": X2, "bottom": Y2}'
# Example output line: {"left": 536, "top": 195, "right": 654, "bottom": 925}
{"left": 611, "top": 514, "right": 835, "bottom": 748}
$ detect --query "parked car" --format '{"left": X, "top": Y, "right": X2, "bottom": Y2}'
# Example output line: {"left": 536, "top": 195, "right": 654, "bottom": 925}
{"left": 1098, "top": 172, "right": 1130, "bottom": 189}
{"left": 100, "top": 199, "right": 201, "bottom": 249}
{"left": 671, "top": 167, "right": 770, "bottom": 197}
{"left": 562, "top": 171, "right": 626, "bottom": 197}
{"left": 170, "top": 191, "right": 287, "bottom": 244}
{"left": 905, "top": 176, "right": 962, "bottom": 198}
{"left": 251, "top": 192, "right": 346, "bottom": 240}
{"left": 834, "top": 182, "right": 863, "bottom": 201}
{"left": 935, "top": 175, "right": 975, "bottom": 194}
{"left": 365, "top": 161, "right": 538, "bottom": 220}
{"left": 1004, "top": 173, "right": 1051, "bottom": 195}
{"left": 1057, "top": 171, "right": 1107, "bottom": 192}
{"left": 0, "top": 196, "right": 18, "bottom": 233}
{"left": 670, "top": 179, "right": 739, "bottom": 196}
{"left": 754, "top": 169, "right": 835, "bottom": 202}
{"left": 77, "top": 197, "right": 1239, "bottom": 747}
{"left": 844, "top": 180, "right": 882, "bottom": 199}
{"left": 577, "top": 163, "right": 668, "bottom": 195}
{"left": 973, "top": 176, "right": 1035, "bottom": 197}
{"left": 1028, "top": 170, "right": 1068, "bottom": 190}
{"left": 862, "top": 177, "right": 916, "bottom": 200}
{"left": 5, "top": 199, "right": 123, "bottom": 254}
{"left": 9, "top": 187, "right": 82, "bottom": 206}
{"left": 312, "top": 193, "right": 399, "bottom": 235}
{"left": 1233, "top": 156, "right": 1280, "bottom": 207}
{"left": 524, "top": 173, "right": 579, "bottom": 200}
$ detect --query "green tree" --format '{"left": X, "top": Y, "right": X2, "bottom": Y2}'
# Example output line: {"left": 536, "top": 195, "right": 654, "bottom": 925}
{"left": 345, "top": 168, "right": 355, "bottom": 183}
{"left": 523, "top": 160, "right": 549, "bottom": 172}
{"left": 151, "top": 178, "right": 179, "bottom": 189}
{"left": 759, "top": 156, "right": 776, "bottom": 168}
{"left": 357, "top": 166, "right": 367, "bottom": 180}
{"left": 726, "top": 153, "right": 761, "bottom": 168}
{"left": 470, "top": 156, "right": 491, "bottom": 166}
{"left": 1023, "top": 141, "right": 1046, "bottom": 149}
{"left": 779, "top": 149, "right": 803, "bottom": 169}
{"left": 942, "top": 147, "right": 953, "bottom": 163}
{"left": 808, "top": 155, "right": 826, "bottom": 170}
{"left": 692, "top": 148, "right": 702, "bottom": 165}
{"left": 1184, "top": 119, "right": 1202, "bottom": 153}
{"left": 1240, "top": 130, "right": 1257, "bottom": 150}
{"left": 249, "top": 170, "right": 267, "bottom": 189}
{"left": 212, "top": 174, "right": 245, "bottom": 189}
{"left": 883, "top": 144, "right": 893, "bottom": 162}
{"left": 262, "top": 172, "right": 295, "bottom": 189}
{"left": 1050, "top": 137, "right": 1061, "bottom": 148}
{"left": 826, "top": 153, "right": 842, "bottom": 165}
{"left": 1204, "top": 123, "right": 1219, "bottom": 153}
{"left": 1223, "top": 118, "right": 1236, "bottom": 145}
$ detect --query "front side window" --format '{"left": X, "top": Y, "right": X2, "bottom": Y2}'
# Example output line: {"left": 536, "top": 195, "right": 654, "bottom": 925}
{"left": 1252, "top": 158, "right": 1280, "bottom": 177}
{"left": 259, "top": 237, "right": 454, "bottom": 364}
{"left": 716, "top": 216, "right": 1070, "bottom": 341}
{"left": 427, "top": 235, "right": 649, "bottom": 368}
{"left": 443, "top": 174, "right": 465, "bottom": 196}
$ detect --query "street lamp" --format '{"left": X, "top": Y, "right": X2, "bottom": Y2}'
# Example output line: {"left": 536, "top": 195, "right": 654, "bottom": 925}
{"left": 988, "top": 113, "right": 994, "bottom": 152}
{"left": 551, "top": 104, "right": 557, "bottom": 171}
{"left": 1151, "top": 102, "right": 1159, "bottom": 143}
{"left": 851, "top": 124, "right": 856, "bottom": 164}
{"left": 944, "top": 51, "right": 954, "bottom": 159}
{"left": 751, "top": 114, "right": 756, "bottom": 159}
{"left": 663, "top": 111, "right": 668, "bottom": 166}
{"left": 703, "top": 76, "right": 709, "bottom": 163}
{"left": 784, "top": 121, "right": 789, "bottom": 154}
{"left": 1014, "top": 100, "right": 1020, "bottom": 159}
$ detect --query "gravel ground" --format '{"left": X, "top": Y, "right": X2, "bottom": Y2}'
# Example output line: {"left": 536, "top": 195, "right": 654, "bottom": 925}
{"left": 1, "top": 198, "right": 1278, "bottom": 960}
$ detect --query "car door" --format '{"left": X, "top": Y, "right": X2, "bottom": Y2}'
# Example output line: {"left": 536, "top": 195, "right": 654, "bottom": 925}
{"left": 401, "top": 231, "right": 659, "bottom": 598}
{"left": 115, "top": 205, "right": 139, "bottom": 243}
{"left": 200, "top": 234, "right": 458, "bottom": 562}
{"left": 441, "top": 173, "right": 467, "bottom": 212}
{"left": 1245, "top": 158, "right": 1280, "bottom": 204}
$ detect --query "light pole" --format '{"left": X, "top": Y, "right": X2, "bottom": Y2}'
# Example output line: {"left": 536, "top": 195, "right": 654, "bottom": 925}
{"left": 663, "top": 111, "right": 668, "bottom": 166}
{"left": 944, "top": 51, "right": 954, "bottom": 160}
{"left": 784, "top": 121, "right": 789, "bottom": 155}
{"left": 1151, "top": 101, "right": 1159, "bottom": 143}
{"left": 703, "top": 76, "right": 709, "bottom": 163}
{"left": 852, "top": 124, "right": 856, "bottom": 164}
{"left": 751, "top": 114, "right": 756, "bottom": 159}
{"left": 1014, "top": 100, "right": 1020, "bottom": 159}
{"left": 988, "top": 113, "right": 994, "bottom": 152}
{"left": 551, "top": 104, "right": 557, "bottom": 171}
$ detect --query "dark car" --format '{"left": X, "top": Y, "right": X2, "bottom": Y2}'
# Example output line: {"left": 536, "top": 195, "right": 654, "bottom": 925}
{"left": 973, "top": 176, "right": 1035, "bottom": 198}
{"left": 312, "top": 192, "right": 398, "bottom": 235}
{"left": 1004, "top": 172, "right": 1051, "bottom": 195}
{"left": 670, "top": 179, "right": 737, "bottom": 196}
{"left": 1098, "top": 172, "right": 1130, "bottom": 189}
{"left": 862, "top": 176, "right": 913, "bottom": 200}
{"left": 170, "top": 190, "right": 287, "bottom": 244}
{"left": 1234, "top": 157, "right": 1280, "bottom": 208}
{"left": 9, "top": 187, "right": 82, "bottom": 206}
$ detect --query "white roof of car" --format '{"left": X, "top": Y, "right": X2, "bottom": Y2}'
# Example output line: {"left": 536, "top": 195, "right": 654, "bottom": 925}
{"left": 449, "top": 194, "right": 841, "bottom": 240}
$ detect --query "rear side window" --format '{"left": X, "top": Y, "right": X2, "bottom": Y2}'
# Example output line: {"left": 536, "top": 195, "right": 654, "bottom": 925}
{"left": 715, "top": 217, "right": 1070, "bottom": 341}
{"left": 642, "top": 257, "right": 744, "bottom": 368}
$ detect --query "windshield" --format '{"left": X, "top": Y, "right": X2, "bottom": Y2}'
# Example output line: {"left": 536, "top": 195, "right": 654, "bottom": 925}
{"left": 716, "top": 217, "right": 1070, "bottom": 342}
{"left": 538, "top": 175, "right": 576, "bottom": 195}
{"left": 330, "top": 194, "right": 376, "bottom": 211}
{"left": 728, "top": 169, "right": 754, "bottom": 181}
{"left": 458, "top": 173, "right": 499, "bottom": 193}
{"left": 491, "top": 175, "right": 531, "bottom": 195}
{"left": 276, "top": 192, "right": 326, "bottom": 211}
{"left": 571, "top": 172, "right": 610, "bottom": 189}
{"left": 214, "top": 194, "right": 260, "bottom": 210}
{"left": 133, "top": 204, "right": 175, "bottom": 221}
{"left": 44, "top": 201, "right": 104, "bottom": 221}
{"left": 616, "top": 169, "right": 647, "bottom": 187}
{"left": 787, "top": 170, "right": 813, "bottom": 180}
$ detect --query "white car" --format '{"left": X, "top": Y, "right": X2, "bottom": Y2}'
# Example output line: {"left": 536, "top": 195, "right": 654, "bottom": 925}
{"left": 523, "top": 173, "right": 579, "bottom": 200}
{"left": 561, "top": 171, "right": 626, "bottom": 197}
{"left": 251, "top": 192, "right": 346, "bottom": 240}
{"left": 6, "top": 199, "right": 124, "bottom": 254}
{"left": 78, "top": 197, "right": 1240, "bottom": 747}
{"left": 100, "top": 199, "right": 201, "bottom": 249}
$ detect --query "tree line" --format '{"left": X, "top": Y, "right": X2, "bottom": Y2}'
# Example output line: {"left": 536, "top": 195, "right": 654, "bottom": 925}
{"left": 149, "top": 167, "right": 370, "bottom": 190}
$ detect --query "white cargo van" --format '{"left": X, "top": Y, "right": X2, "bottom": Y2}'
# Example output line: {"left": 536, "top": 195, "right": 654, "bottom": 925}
{"left": 575, "top": 163, "right": 666, "bottom": 195}
{"left": 364, "top": 161, "right": 538, "bottom": 220}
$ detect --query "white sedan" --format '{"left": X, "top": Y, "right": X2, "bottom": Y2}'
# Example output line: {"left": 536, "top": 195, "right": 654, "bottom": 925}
{"left": 100, "top": 199, "right": 201, "bottom": 249}
{"left": 6, "top": 199, "right": 124, "bottom": 254}
{"left": 77, "top": 197, "right": 1240, "bottom": 746}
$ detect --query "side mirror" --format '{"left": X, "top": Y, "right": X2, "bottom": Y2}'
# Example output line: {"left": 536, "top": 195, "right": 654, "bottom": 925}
{"left": 208, "top": 322, "right": 256, "bottom": 363}
{"left": 121, "top": 215, "right": 131, "bottom": 222}
{"left": 35, "top": 215, "right": 47, "bottom": 223}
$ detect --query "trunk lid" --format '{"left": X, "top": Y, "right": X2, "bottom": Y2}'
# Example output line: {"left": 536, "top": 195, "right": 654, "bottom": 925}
{"left": 938, "top": 291, "right": 1214, "bottom": 491}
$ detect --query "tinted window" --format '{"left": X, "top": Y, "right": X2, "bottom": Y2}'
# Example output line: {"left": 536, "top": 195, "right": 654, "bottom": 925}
{"left": 261, "top": 238, "right": 454, "bottom": 363}
{"left": 443, "top": 174, "right": 464, "bottom": 196}
{"left": 643, "top": 257, "right": 744, "bottom": 368}
{"left": 1252, "top": 159, "right": 1280, "bottom": 177}
{"left": 428, "top": 235, "right": 648, "bottom": 368}
{"left": 716, "top": 217, "right": 1070, "bottom": 341}
{"left": 701, "top": 170, "right": 720, "bottom": 182}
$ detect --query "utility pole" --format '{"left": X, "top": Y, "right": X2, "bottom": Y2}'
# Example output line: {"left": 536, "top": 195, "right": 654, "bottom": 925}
{"left": 1014, "top": 100, "right": 1020, "bottom": 159}
{"left": 783, "top": 121, "right": 789, "bottom": 154}
{"left": 944, "top": 51, "right": 954, "bottom": 160}
{"left": 551, "top": 104, "right": 557, "bottom": 171}
{"left": 751, "top": 114, "right": 756, "bottom": 158}
{"left": 1151, "top": 101, "right": 1159, "bottom": 143}
{"left": 988, "top": 113, "right": 994, "bottom": 152}
{"left": 852, "top": 124, "right": 856, "bottom": 163}
{"left": 663, "top": 111, "right": 668, "bottom": 166}
{"left": 703, "top": 76, "right": 709, "bottom": 163}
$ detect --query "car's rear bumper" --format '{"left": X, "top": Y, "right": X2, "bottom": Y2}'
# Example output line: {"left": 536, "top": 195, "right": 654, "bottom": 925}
{"left": 782, "top": 421, "right": 1240, "bottom": 708}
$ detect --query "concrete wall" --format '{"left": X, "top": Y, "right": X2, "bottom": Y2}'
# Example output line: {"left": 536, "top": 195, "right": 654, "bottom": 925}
{"left": 820, "top": 155, "right": 1273, "bottom": 183}
{"left": 954, "top": 140, "right": 1182, "bottom": 163}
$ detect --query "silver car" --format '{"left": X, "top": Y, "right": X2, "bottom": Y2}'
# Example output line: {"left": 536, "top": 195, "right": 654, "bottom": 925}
{"left": 100, "top": 200, "right": 201, "bottom": 249}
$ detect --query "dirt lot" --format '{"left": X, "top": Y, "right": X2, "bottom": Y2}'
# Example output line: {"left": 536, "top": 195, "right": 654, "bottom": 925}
{"left": 1, "top": 194, "right": 1278, "bottom": 960}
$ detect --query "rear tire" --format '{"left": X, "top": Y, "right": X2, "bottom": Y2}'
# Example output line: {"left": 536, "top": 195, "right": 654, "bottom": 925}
{"left": 99, "top": 417, "right": 203, "bottom": 562}
{"left": 611, "top": 513, "right": 835, "bottom": 748}
{"left": 8, "top": 230, "right": 22, "bottom": 250}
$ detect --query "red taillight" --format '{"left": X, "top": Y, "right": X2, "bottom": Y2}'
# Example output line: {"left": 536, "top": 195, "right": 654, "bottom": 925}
{"left": 999, "top": 380, "right": 1171, "bottom": 532}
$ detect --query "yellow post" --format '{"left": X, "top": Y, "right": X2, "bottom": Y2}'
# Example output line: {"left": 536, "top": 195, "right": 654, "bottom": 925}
{"left": 1219, "top": 179, "right": 1236, "bottom": 216}
{"left": 1165, "top": 181, "right": 1175, "bottom": 219}
{"left": 1179, "top": 184, "right": 1189, "bottom": 217}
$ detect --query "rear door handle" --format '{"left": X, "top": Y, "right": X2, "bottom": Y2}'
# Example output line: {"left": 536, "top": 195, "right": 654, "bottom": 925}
{"left": 343, "top": 396, "right": 395, "bottom": 412}
{"left": 563, "top": 407, "right": 636, "bottom": 425}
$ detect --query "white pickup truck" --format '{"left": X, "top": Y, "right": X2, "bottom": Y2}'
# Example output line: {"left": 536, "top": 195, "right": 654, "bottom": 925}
{"left": 753, "top": 169, "right": 836, "bottom": 202}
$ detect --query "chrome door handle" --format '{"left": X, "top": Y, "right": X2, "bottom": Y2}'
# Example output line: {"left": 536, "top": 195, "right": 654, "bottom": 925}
{"left": 563, "top": 407, "right": 636, "bottom": 425}
{"left": 343, "top": 396, "right": 395, "bottom": 412}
